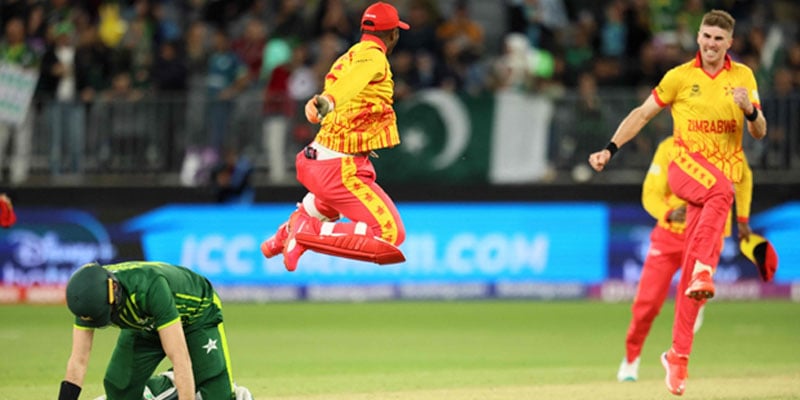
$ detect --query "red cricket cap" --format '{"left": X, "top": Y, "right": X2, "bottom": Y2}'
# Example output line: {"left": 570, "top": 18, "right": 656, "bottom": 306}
{"left": 361, "top": 2, "right": 410, "bottom": 31}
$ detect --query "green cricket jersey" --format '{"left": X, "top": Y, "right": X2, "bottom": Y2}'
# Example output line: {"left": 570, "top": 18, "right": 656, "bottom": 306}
{"left": 73, "top": 261, "right": 223, "bottom": 333}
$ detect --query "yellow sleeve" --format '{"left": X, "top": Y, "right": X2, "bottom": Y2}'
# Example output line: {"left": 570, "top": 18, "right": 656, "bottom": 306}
{"left": 734, "top": 153, "right": 753, "bottom": 222}
{"left": 744, "top": 65, "right": 761, "bottom": 109}
{"left": 323, "top": 47, "right": 385, "bottom": 108}
{"left": 653, "top": 66, "right": 681, "bottom": 106}
{"left": 641, "top": 139, "right": 672, "bottom": 222}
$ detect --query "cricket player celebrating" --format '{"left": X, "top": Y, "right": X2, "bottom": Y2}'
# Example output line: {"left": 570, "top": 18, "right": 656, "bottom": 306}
{"left": 589, "top": 9, "right": 766, "bottom": 396}
{"left": 59, "top": 261, "right": 252, "bottom": 400}
{"left": 261, "top": 2, "right": 409, "bottom": 271}
{"left": 617, "top": 136, "right": 753, "bottom": 382}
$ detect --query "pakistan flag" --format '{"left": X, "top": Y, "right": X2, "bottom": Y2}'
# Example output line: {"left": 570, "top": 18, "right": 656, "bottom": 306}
{"left": 375, "top": 90, "right": 554, "bottom": 184}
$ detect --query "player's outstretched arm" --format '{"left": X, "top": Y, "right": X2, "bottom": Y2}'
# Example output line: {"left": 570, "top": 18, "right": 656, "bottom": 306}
{"left": 159, "top": 322, "right": 195, "bottom": 400}
{"left": 59, "top": 327, "right": 94, "bottom": 400}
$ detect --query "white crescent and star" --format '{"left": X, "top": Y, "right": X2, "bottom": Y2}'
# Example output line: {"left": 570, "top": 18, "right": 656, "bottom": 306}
{"left": 400, "top": 90, "right": 471, "bottom": 169}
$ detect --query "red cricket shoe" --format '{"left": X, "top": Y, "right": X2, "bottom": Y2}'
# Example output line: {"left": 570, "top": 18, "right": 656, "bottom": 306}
{"left": 282, "top": 209, "right": 318, "bottom": 272}
{"left": 260, "top": 222, "right": 288, "bottom": 258}
{"left": 685, "top": 271, "right": 715, "bottom": 299}
{"left": 661, "top": 349, "right": 689, "bottom": 396}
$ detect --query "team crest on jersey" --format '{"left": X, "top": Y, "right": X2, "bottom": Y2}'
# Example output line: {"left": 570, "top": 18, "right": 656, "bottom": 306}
{"left": 690, "top": 84, "right": 701, "bottom": 97}
{"left": 723, "top": 83, "right": 734, "bottom": 96}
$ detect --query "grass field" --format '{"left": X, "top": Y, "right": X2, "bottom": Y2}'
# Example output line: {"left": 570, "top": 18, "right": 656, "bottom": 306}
{"left": 1, "top": 300, "right": 798, "bottom": 399}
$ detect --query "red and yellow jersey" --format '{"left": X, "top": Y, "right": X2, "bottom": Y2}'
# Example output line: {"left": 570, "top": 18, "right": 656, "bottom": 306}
{"left": 652, "top": 53, "right": 760, "bottom": 184}
{"left": 316, "top": 34, "right": 401, "bottom": 154}
{"left": 642, "top": 137, "right": 753, "bottom": 236}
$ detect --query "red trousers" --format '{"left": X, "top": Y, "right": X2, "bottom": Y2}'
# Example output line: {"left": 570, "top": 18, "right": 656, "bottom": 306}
{"left": 295, "top": 149, "right": 405, "bottom": 246}
{"left": 625, "top": 226, "right": 684, "bottom": 362}
{"left": 667, "top": 152, "right": 732, "bottom": 355}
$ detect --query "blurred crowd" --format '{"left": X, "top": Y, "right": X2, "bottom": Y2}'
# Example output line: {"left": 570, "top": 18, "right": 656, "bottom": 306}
{"left": 0, "top": 0, "right": 798, "bottom": 187}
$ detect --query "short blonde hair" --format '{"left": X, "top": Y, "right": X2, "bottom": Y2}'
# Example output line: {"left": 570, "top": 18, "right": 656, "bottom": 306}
{"left": 701, "top": 10, "right": 735, "bottom": 33}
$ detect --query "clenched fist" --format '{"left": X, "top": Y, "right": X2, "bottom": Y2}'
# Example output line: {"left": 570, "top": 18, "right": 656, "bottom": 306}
{"left": 304, "top": 94, "right": 334, "bottom": 124}
{"left": 732, "top": 87, "right": 752, "bottom": 113}
{"left": 588, "top": 149, "right": 612, "bottom": 172}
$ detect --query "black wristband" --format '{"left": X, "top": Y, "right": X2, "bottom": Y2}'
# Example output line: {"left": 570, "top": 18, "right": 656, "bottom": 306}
{"left": 58, "top": 380, "right": 81, "bottom": 400}
{"left": 745, "top": 107, "right": 758, "bottom": 122}
{"left": 605, "top": 141, "right": 619, "bottom": 159}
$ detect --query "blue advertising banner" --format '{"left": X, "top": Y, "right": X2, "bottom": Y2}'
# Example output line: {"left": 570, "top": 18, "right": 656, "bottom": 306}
{"left": 751, "top": 202, "right": 800, "bottom": 283}
{"left": 0, "top": 209, "right": 117, "bottom": 286}
{"left": 123, "top": 203, "right": 609, "bottom": 286}
{"left": 1, "top": 201, "right": 795, "bottom": 303}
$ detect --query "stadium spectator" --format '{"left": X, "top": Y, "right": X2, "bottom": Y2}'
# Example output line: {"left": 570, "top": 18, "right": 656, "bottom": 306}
{"left": 261, "top": 41, "right": 310, "bottom": 183}
{"left": 151, "top": 40, "right": 189, "bottom": 169}
{"left": 391, "top": 49, "right": 421, "bottom": 100}
{"left": 786, "top": 40, "right": 800, "bottom": 87}
{"left": 436, "top": 0, "right": 486, "bottom": 94}
{"left": 231, "top": 19, "right": 267, "bottom": 84}
{"left": 622, "top": 0, "right": 653, "bottom": 62}
{"left": 753, "top": 67, "right": 798, "bottom": 168}
{"left": 229, "top": 18, "right": 269, "bottom": 154}
{"left": 151, "top": 0, "right": 183, "bottom": 45}
{"left": 75, "top": 24, "right": 112, "bottom": 105}
{"left": 436, "top": 0, "right": 484, "bottom": 63}
{"left": 183, "top": 20, "right": 211, "bottom": 149}
{"left": 551, "top": 72, "right": 612, "bottom": 169}
{"left": 228, "top": 0, "right": 270, "bottom": 41}
{"left": 395, "top": 0, "right": 442, "bottom": 60}
{"left": 270, "top": 0, "right": 309, "bottom": 45}
{"left": 43, "top": 0, "right": 76, "bottom": 28}
{"left": 209, "top": 148, "right": 255, "bottom": 204}
{"left": 92, "top": 71, "right": 150, "bottom": 169}
{"left": 599, "top": 0, "right": 627, "bottom": 59}
{"left": 205, "top": 28, "right": 249, "bottom": 152}
{"left": 563, "top": 14, "right": 596, "bottom": 82}
{"left": 311, "top": 0, "right": 358, "bottom": 43}
{"left": 39, "top": 22, "right": 85, "bottom": 175}
{"left": 151, "top": 39, "right": 188, "bottom": 100}
{"left": 0, "top": 16, "right": 39, "bottom": 184}
{"left": 675, "top": 0, "right": 706, "bottom": 51}
{"left": 415, "top": 50, "right": 446, "bottom": 90}
{"left": 490, "top": 32, "right": 554, "bottom": 93}
{"left": 25, "top": 2, "right": 48, "bottom": 54}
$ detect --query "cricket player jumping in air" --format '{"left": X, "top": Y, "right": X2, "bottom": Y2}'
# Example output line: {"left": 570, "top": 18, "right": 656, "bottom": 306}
{"left": 261, "top": 2, "right": 409, "bottom": 272}
{"left": 589, "top": 9, "right": 766, "bottom": 396}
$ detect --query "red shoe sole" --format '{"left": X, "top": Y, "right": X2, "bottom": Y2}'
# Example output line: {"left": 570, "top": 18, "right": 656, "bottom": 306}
{"left": 685, "top": 282, "right": 715, "bottom": 299}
